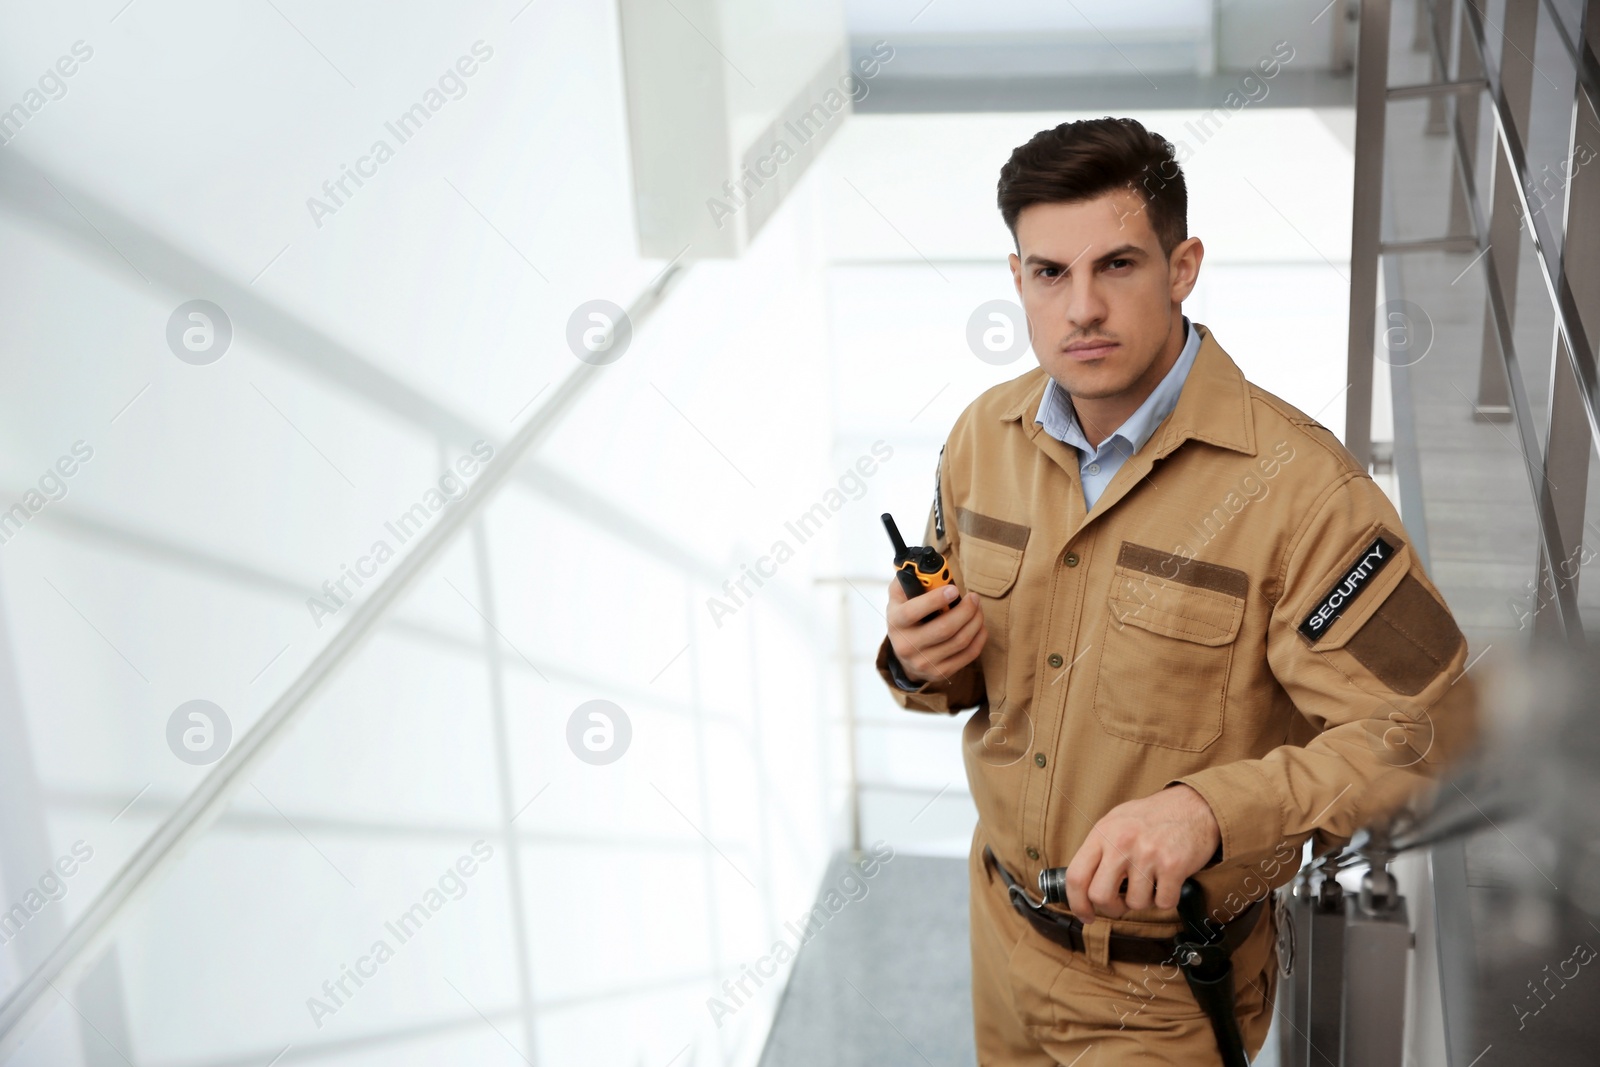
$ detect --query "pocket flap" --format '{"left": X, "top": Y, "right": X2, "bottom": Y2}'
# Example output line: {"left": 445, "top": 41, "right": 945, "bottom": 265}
{"left": 960, "top": 537, "right": 1023, "bottom": 597}
{"left": 956, "top": 508, "right": 1028, "bottom": 597}
{"left": 1108, "top": 576, "right": 1244, "bottom": 646}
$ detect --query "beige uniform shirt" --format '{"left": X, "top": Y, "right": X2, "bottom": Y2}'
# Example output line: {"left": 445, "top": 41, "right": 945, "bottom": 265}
{"left": 877, "top": 324, "right": 1480, "bottom": 923}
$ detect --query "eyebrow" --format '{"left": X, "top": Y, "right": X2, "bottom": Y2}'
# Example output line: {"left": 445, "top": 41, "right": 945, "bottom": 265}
{"left": 1022, "top": 244, "right": 1145, "bottom": 271}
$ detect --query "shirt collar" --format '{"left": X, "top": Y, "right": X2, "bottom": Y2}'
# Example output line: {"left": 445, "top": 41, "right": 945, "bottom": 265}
{"left": 1034, "top": 316, "right": 1202, "bottom": 459}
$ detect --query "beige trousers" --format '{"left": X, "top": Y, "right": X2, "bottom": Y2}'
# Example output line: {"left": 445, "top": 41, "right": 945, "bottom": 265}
{"left": 967, "top": 829, "right": 1279, "bottom": 1065}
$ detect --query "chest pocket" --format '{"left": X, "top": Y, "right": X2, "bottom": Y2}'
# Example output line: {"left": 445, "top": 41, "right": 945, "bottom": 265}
{"left": 1092, "top": 542, "right": 1247, "bottom": 752}
{"left": 956, "top": 508, "right": 1028, "bottom": 715}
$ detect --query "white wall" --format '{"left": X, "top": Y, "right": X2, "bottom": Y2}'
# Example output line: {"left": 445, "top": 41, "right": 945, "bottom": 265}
{"left": 0, "top": 2, "right": 847, "bottom": 1063}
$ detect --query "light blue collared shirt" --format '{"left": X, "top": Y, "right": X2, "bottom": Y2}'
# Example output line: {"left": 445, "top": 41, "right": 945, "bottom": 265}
{"left": 1035, "top": 317, "right": 1201, "bottom": 510}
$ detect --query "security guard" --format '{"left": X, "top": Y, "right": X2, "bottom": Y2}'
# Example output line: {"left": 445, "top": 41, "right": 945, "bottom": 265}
{"left": 877, "top": 117, "right": 1480, "bottom": 1064}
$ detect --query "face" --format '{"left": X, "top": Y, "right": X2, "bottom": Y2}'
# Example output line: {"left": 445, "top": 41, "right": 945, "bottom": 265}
{"left": 1008, "top": 189, "right": 1202, "bottom": 402}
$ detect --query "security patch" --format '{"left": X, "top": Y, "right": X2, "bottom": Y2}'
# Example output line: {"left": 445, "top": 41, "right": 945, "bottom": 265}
{"left": 1298, "top": 535, "right": 1398, "bottom": 641}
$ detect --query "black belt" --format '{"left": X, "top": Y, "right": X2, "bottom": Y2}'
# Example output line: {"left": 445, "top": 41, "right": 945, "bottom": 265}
{"left": 983, "top": 845, "right": 1262, "bottom": 966}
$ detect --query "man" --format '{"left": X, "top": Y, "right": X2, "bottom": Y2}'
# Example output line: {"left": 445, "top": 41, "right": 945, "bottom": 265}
{"left": 876, "top": 117, "right": 1480, "bottom": 1064}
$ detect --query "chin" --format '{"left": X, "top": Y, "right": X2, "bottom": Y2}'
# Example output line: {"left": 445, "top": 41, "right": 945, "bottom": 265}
{"left": 1047, "top": 361, "right": 1132, "bottom": 399}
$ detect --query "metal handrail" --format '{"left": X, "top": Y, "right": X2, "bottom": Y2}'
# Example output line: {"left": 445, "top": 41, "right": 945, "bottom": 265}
{"left": 1345, "top": 0, "right": 1391, "bottom": 472}
{"left": 1416, "top": 0, "right": 1589, "bottom": 640}
{"left": 1540, "top": 0, "right": 1600, "bottom": 121}
{"left": 1385, "top": 76, "right": 1487, "bottom": 98}
{"left": 1456, "top": 0, "right": 1600, "bottom": 455}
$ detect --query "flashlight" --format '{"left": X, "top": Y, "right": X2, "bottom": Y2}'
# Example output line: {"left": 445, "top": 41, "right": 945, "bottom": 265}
{"left": 1038, "top": 868, "right": 1129, "bottom": 905}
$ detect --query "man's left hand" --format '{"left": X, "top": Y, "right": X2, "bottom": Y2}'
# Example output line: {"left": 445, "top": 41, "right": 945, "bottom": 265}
{"left": 1062, "top": 784, "right": 1221, "bottom": 923}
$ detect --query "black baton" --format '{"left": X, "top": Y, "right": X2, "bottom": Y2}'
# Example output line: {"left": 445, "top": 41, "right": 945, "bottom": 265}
{"left": 1175, "top": 879, "right": 1250, "bottom": 1067}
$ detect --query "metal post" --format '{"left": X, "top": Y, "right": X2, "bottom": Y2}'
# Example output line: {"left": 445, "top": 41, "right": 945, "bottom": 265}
{"left": 1334, "top": 0, "right": 1357, "bottom": 73}
{"left": 1531, "top": 0, "right": 1600, "bottom": 645}
{"left": 837, "top": 584, "right": 863, "bottom": 855}
{"left": 1471, "top": 0, "right": 1539, "bottom": 419}
{"left": 469, "top": 520, "right": 541, "bottom": 1063}
{"left": 1425, "top": 0, "right": 1453, "bottom": 133}
{"left": 1446, "top": 0, "right": 1483, "bottom": 239}
{"left": 1340, "top": 876, "right": 1411, "bottom": 1066}
{"left": 1307, "top": 873, "right": 1348, "bottom": 1066}
{"left": 1347, "top": 0, "right": 1392, "bottom": 472}
{"left": 1277, "top": 873, "right": 1315, "bottom": 1067}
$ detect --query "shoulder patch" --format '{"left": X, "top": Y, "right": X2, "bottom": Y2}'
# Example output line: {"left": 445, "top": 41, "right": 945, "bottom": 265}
{"left": 933, "top": 445, "right": 946, "bottom": 540}
{"left": 1344, "top": 575, "right": 1464, "bottom": 694}
{"left": 1298, "top": 534, "right": 1398, "bottom": 641}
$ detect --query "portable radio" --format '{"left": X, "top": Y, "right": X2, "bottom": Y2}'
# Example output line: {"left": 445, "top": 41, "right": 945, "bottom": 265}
{"left": 882, "top": 512, "right": 960, "bottom": 623}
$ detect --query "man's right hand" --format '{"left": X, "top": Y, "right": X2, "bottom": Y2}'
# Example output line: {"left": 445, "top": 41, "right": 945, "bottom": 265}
{"left": 886, "top": 578, "right": 987, "bottom": 685}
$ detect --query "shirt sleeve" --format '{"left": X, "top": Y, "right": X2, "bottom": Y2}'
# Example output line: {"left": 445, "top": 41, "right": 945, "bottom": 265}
{"left": 874, "top": 446, "right": 986, "bottom": 716}
{"left": 1175, "top": 471, "right": 1483, "bottom": 864}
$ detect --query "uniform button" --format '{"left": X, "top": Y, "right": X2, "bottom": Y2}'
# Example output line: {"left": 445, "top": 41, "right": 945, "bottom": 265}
{"left": 1047, "top": 652, "right": 1064, "bottom": 668}
{"left": 1064, "top": 552, "right": 1080, "bottom": 567}
{"left": 1026, "top": 846, "right": 1040, "bottom": 861}
{"left": 1086, "top": 463, "right": 1100, "bottom": 475}
{"left": 1034, "top": 752, "right": 1047, "bottom": 767}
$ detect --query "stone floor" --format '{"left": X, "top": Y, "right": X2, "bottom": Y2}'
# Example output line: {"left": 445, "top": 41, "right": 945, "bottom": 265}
{"left": 757, "top": 852, "right": 977, "bottom": 1067}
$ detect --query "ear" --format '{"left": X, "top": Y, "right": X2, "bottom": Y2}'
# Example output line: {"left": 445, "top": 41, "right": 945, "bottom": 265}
{"left": 1009, "top": 251, "right": 1023, "bottom": 295}
{"left": 1167, "top": 236, "right": 1204, "bottom": 303}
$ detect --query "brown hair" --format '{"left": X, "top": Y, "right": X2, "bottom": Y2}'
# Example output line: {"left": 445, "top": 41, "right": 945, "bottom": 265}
{"left": 996, "top": 117, "right": 1187, "bottom": 257}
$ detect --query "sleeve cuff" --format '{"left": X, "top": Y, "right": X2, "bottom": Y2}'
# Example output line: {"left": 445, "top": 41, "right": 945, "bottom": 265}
{"left": 874, "top": 636, "right": 969, "bottom": 716}
{"left": 1172, "top": 761, "right": 1285, "bottom": 865}
{"left": 885, "top": 646, "right": 923, "bottom": 692}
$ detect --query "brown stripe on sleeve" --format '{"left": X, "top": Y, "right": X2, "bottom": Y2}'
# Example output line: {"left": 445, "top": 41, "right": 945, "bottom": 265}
{"left": 1117, "top": 541, "right": 1249, "bottom": 599}
{"left": 955, "top": 507, "right": 1030, "bottom": 550}
{"left": 1344, "top": 574, "right": 1465, "bottom": 695}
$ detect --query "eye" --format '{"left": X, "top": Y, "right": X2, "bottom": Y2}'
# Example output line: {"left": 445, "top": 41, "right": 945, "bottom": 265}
{"left": 1105, "top": 258, "right": 1134, "bottom": 271}
{"left": 1035, "top": 266, "right": 1060, "bottom": 278}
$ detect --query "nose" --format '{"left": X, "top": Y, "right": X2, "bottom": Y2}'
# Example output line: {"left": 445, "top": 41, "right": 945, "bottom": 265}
{"left": 1062, "top": 272, "right": 1108, "bottom": 335}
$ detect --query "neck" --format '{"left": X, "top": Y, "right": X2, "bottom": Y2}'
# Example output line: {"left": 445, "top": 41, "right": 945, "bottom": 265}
{"left": 1070, "top": 313, "right": 1187, "bottom": 450}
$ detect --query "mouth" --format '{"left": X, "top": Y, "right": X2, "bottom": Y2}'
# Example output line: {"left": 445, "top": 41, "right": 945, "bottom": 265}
{"left": 1062, "top": 340, "right": 1118, "bottom": 361}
